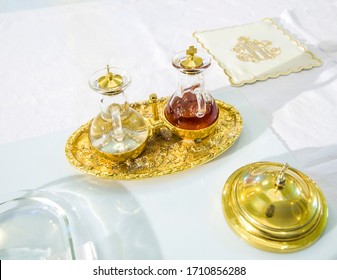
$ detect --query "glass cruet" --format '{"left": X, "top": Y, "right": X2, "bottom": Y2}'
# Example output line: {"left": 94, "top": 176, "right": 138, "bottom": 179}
{"left": 164, "top": 46, "right": 219, "bottom": 131}
{"left": 88, "top": 66, "right": 149, "bottom": 161}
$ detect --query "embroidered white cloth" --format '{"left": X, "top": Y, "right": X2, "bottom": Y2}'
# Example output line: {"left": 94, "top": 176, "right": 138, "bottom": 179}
{"left": 194, "top": 19, "right": 322, "bottom": 86}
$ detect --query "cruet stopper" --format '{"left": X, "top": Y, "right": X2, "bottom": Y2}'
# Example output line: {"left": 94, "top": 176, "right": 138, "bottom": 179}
{"left": 97, "top": 65, "right": 123, "bottom": 90}
{"left": 180, "top": 46, "right": 203, "bottom": 69}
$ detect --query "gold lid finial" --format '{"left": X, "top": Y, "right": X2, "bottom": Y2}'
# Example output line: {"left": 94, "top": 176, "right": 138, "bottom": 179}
{"left": 275, "top": 163, "right": 289, "bottom": 190}
{"left": 186, "top": 46, "right": 197, "bottom": 56}
{"left": 180, "top": 46, "right": 203, "bottom": 69}
{"left": 97, "top": 65, "right": 123, "bottom": 89}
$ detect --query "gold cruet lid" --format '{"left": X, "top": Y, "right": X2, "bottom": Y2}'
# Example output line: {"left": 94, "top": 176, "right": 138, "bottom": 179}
{"left": 222, "top": 162, "right": 328, "bottom": 253}
{"left": 97, "top": 65, "right": 123, "bottom": 90}
{"left": 180, "top": 46, "right": 203, "bottom": 69}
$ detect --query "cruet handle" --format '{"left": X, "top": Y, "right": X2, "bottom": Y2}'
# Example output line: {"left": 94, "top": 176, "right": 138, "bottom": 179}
{"left": 110, "top": 105, "right": 125, "bottom": 142}
{"left": 194, "top": 87, "right": 207, "bottom": 118}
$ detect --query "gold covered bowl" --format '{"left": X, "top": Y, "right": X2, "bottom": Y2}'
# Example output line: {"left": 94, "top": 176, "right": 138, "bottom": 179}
{"left": 222, "top": 162, "right": 328, "bottom": 253}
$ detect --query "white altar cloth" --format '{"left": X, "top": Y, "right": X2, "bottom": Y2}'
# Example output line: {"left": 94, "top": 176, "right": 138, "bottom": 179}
{"left": 0, "top": 0, "right": 337, "bottom": 259}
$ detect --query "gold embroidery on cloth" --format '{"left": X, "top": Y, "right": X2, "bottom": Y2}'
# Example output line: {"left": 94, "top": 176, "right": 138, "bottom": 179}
{"left": 232, "top": 36, "right": 281, "bottom": 63}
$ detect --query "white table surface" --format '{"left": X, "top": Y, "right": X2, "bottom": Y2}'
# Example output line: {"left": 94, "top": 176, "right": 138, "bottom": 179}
{"left": 0, "top": 0, "right": 337, "bottom": 259}
{"left": 2, "top": 88, "right": 336, "bottom": 260}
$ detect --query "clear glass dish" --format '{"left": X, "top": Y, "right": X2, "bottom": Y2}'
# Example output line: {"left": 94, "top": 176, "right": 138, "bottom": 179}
{"left": 0, "top": 175, "right": 162, "bottom": 260}
{"left": 0, "top": 187, "right": 95, "bottom": 260}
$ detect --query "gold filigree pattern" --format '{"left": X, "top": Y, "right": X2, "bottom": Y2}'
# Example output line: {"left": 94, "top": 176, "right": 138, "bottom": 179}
{"left": 65, "top": 98, "right": 243, "bottom": 179}
{"left": 232, "top": 36, "right": 281, "bottom": 63}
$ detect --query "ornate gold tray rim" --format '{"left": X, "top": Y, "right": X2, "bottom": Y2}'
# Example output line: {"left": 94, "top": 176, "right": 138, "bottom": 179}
{"left": 65, "top": 98, "right": 243, "bottom": 180}
{"left": 193, "top": 18, "right": 322, "bottom": 87}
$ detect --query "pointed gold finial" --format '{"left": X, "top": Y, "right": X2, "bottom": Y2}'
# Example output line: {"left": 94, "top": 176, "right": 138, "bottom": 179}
{"left": 149, "top": 93, "right": 159, "bottom": 121}
{"left": 97, "top": 65, "right": 123, "bottom": 89}
{"left": 275, "top": 163, "right": 289, "bottom": 191}
{"left": 180, "top": 46, "right": 203, "bottom": 69}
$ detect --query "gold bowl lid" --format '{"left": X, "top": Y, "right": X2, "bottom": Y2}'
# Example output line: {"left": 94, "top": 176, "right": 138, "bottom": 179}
{"left": 222, "top": 162, "right": 328, "bottom": 253}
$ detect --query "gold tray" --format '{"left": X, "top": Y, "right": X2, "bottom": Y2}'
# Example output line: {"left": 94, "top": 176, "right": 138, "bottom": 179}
{"left": 65, "top": 98, "right": 243, "bottom": 179}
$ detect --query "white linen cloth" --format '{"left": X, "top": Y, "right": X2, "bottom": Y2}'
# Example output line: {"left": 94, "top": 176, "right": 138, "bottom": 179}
{"left": 0, "top": 0, "right": 337, "bottom": 259}
{"left": 0, "top": 0, "right": 336, "bottom": 224}
{"left": 194, "top": 19, "right": 321, "bottom": 86}
{"left": 0, "top": 0, "right": 336, "bottom": 145}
